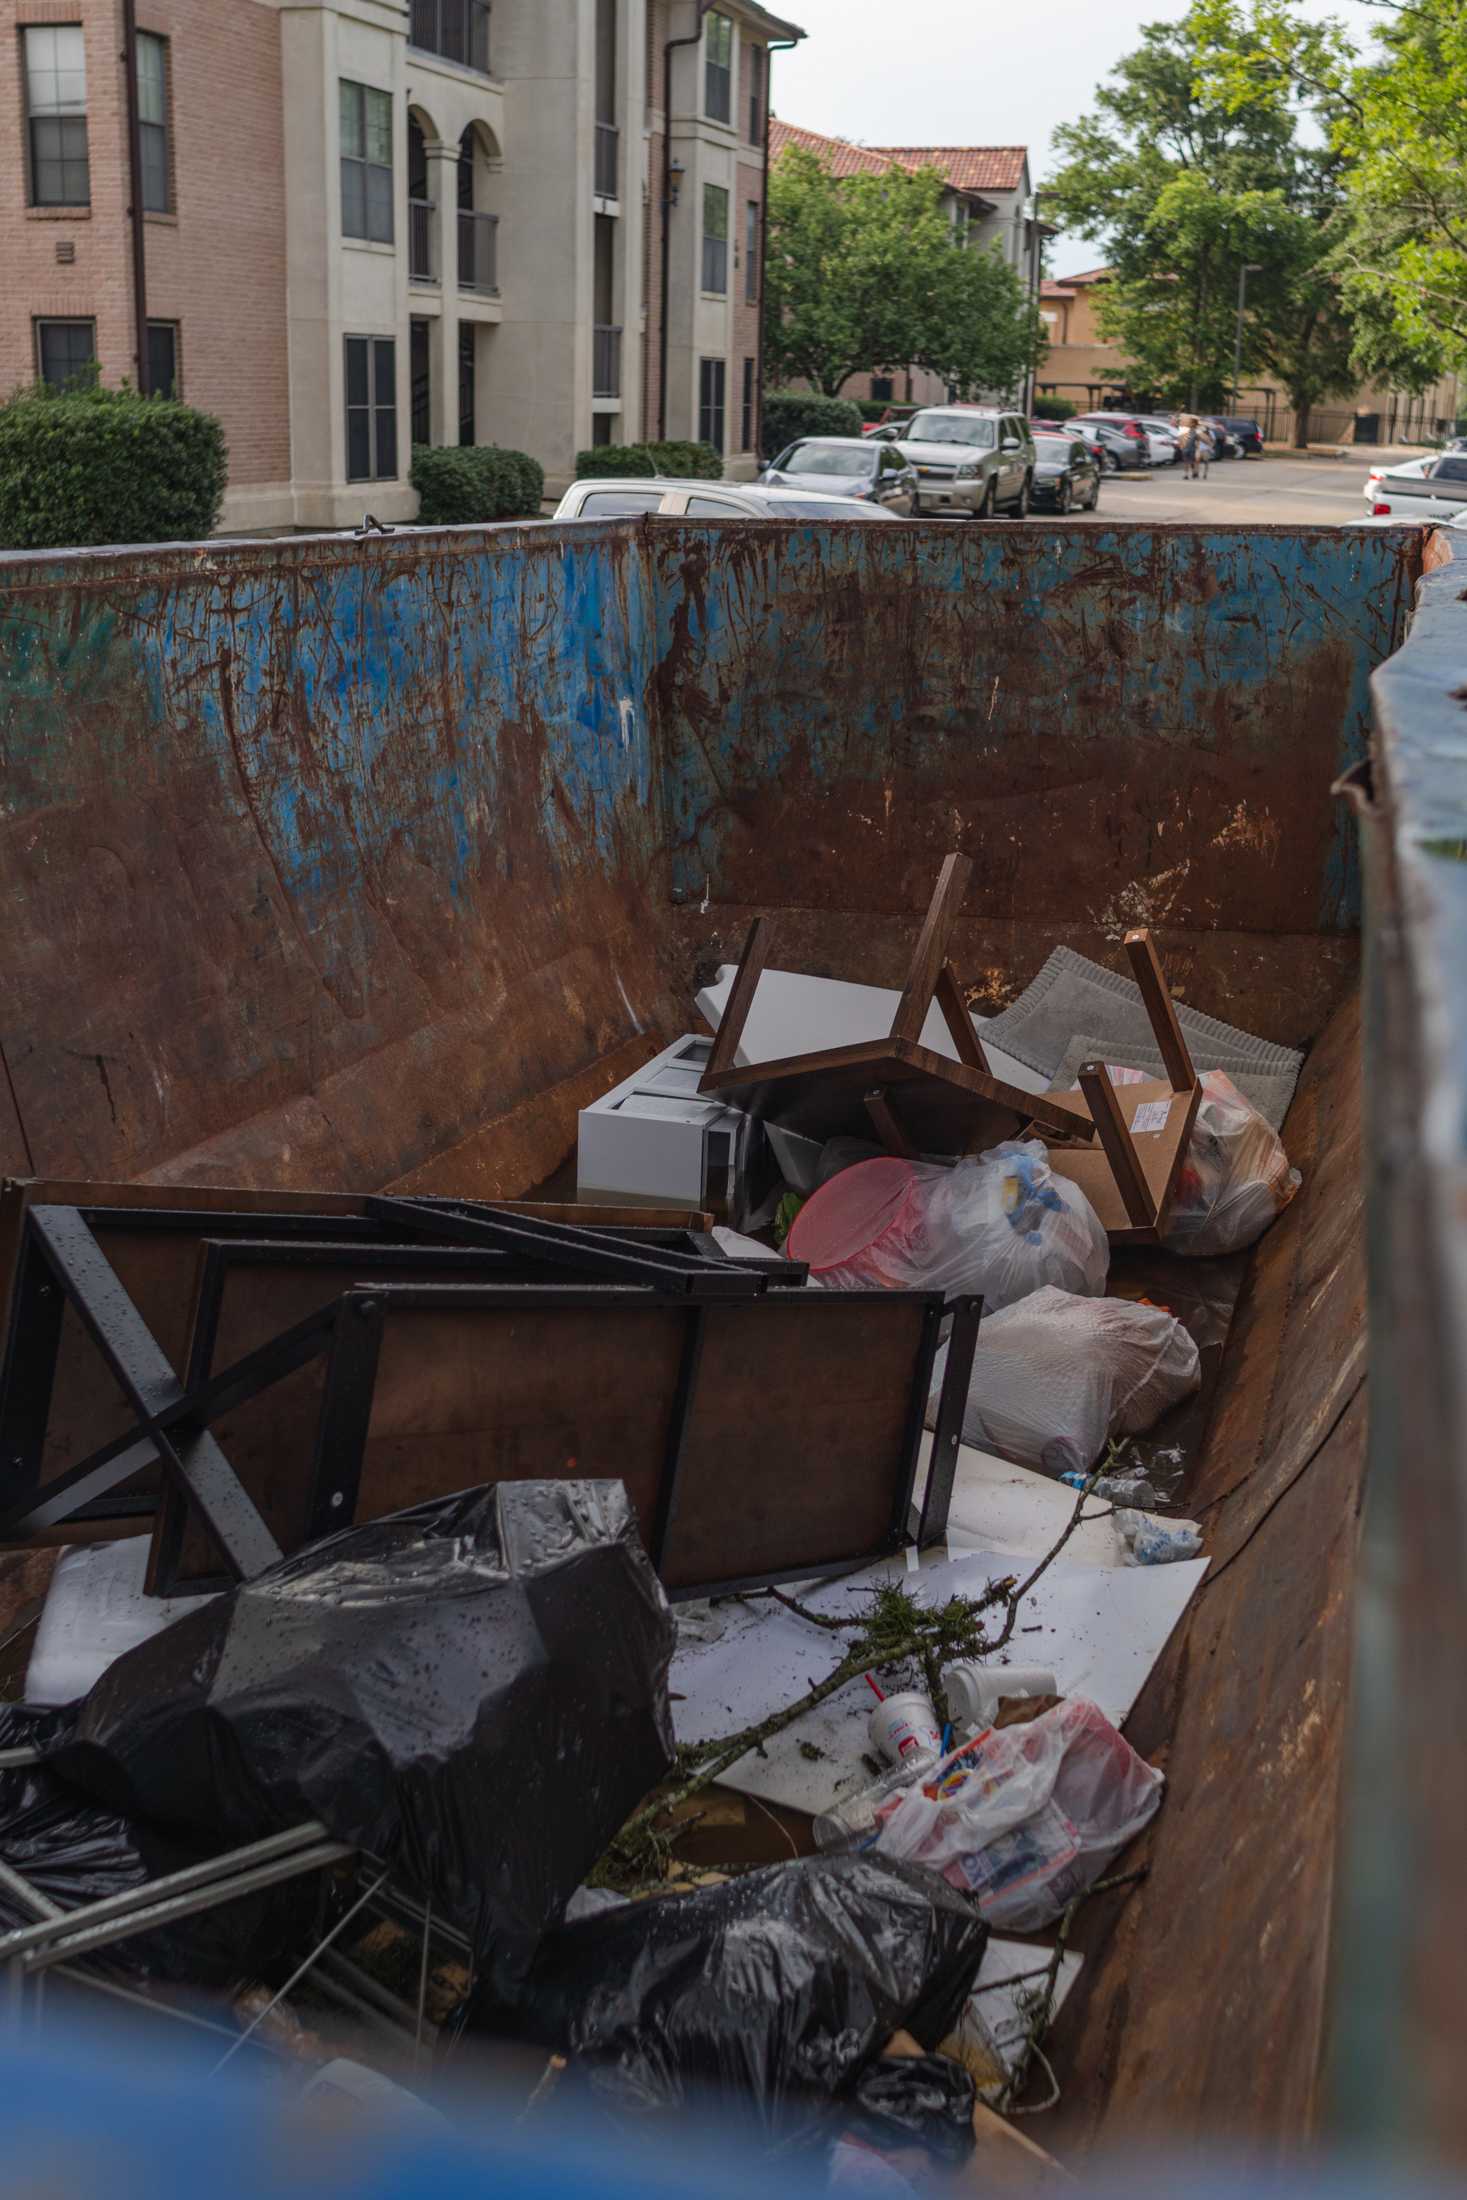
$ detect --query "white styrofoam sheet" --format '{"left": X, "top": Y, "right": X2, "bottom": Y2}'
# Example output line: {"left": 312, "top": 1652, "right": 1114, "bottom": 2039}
{"left": 669, "top": 1545, "right": 1207, "bottom": 1819}
{"left": 696, "top": 967, "right": 1052, "bottom": 1097}
{"left": 968, "top": 1936, "right": 1084, "bottom": 2088}
{"left": 25, "top": 1537, "right": 216, "bottom": 1707}
{"left": 915, "top": 1432, "right": 1127, "bottom": 1568}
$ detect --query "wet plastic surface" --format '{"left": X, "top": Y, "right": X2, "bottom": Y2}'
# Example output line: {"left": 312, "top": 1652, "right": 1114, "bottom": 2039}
{"left": 52, "top": 1481, "right": 676, "bottom": 1994}
{"left": 0, "top": 1704, "right": 302, "bottom": 1983}
{"left": 469, "top": 1855, "right": 988, "bottom": 2149}
{"left": 846, "top": 2052, "right": 977, "bottom": 2166}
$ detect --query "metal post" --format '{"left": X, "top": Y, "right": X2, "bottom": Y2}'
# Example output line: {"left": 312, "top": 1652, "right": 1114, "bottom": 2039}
{"left": 755, "top": 34, "right": 800, "bottom": 465}
{"left": 1025, "top": 190, "right": 1042, "bottom": 415}
{"left": 1232, "top": 261, "right": 1261, "bottom": 414}
{"left": 121, "top": 0, "right": 150, "bottom": 394}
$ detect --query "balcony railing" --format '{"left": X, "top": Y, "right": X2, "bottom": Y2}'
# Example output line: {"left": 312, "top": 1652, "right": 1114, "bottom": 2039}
{"left": 593, "top": 323, "right": 622, "bottom": 399}
{"left": 457, "top": 208, "right": 499, "bottom": 294}
{"left": 594, "top": 121, "right": 619, "bottom": 198}
{"left": 409, "top": 197, "right": 436, "bottom": 283}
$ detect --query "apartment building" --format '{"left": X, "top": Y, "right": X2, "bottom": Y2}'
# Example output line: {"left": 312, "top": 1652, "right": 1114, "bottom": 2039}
{"left": 767, "top": 123, "right": 1045, "bottom": 410}
{"left": 1038, "top": 266, "right": 1463, "bottom": 446}
{"left": 0, "top": 0, "right": 802, "bottom": 531}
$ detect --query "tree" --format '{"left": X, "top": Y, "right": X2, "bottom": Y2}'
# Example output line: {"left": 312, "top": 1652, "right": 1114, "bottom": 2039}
{"left": 764, "top": 146, "right": 1040, "bottom": 401}
{"left": 1203, "top": 0, "right": 1467, "bottom": 386}
{"left": 1045, "top": 2, "right": 1360, "bottom": 440}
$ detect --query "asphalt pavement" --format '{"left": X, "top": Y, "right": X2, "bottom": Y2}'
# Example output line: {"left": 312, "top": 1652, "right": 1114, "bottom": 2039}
{"left": 1061, "top": 444, "right": 1427, "bottom": 526}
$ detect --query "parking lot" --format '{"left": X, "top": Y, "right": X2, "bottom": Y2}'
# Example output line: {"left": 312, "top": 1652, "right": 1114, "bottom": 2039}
{"left": 1061, "top": 445, "right": 1427, "bottom": 525}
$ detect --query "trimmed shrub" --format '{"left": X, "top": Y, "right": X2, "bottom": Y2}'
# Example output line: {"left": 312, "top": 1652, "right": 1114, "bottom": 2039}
{"left": 760, "top": 391, "right": 863, "bottom": 458}
{"left": 0, "top": 381, "right": 227, "bottom": 549}
{"left": 573, "top": 440, "right": 723, "bottom": 480}
{"left": 1031, "top": 396, "right": 1077, "bottom": 422}
{"left": 411, "top": 443, "right": 545, "bottom": 523}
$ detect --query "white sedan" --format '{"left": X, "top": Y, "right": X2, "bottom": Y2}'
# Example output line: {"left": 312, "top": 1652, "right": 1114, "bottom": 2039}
{"left": 1361, "top": 452, "right": 1467, "bottom": 522}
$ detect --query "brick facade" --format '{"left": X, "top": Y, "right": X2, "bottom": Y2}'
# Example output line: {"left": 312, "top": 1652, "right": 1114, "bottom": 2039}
{"left": 0, "top": 0, "right": 290, "bottom": 512}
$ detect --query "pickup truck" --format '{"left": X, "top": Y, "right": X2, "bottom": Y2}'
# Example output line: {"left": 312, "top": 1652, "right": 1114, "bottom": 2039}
{"left": 0, "top": 506, "right": 1459, "bottom": 2167}
{"left": 1363, "top": 449, "right": 1467, "bottom": 520}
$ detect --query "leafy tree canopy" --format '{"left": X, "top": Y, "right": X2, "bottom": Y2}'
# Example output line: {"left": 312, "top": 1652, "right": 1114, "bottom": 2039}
{"left": 1045, "top": 2, "right": 1364, "bottom": 435}
{"left": 764, "top": 147, "right": 1040, "bottom": 402}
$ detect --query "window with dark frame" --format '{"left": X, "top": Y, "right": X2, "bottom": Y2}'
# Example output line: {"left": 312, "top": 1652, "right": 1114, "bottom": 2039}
{"left": 698, "top": 356, "right": 726, "bottom": 452}
{"left": 137, "top": 31, "right": 169, "bottom": 212}
{"left": 702, "top": 182, "right": 728, "bottom": 293}
{"left": 410, "top": 317, "right": 431, "bottom": 446}
{"left": 745, "top": 199, "right": 759, "bottom": 301}
{"left": 458, "top": 322, "right": 476, "bottom": 445}
{"left": 24, "top": 25, "right": 89, "bottom": 207}
{"left": 409, "top": 0, "right": 490, "bottom": 73}
{"left": 740, "top": 355, "right": 754, "bottom": 450}
{"left": 340, "top": 79, "right": 394, "bottom": 243}
{"left": 146, "top": 320, "right": 178, "bottom": 398}
{"left": 35, "top": 317, "right": 95, "bottom": 390}
{"left": 345, "top": 335, "right": 398, "bottom": 481}
{"left": 704, "top": 11, "right": 731, "bottom": 121}
{"left": 746, "top": 41, "right": 761, "bottom": 141}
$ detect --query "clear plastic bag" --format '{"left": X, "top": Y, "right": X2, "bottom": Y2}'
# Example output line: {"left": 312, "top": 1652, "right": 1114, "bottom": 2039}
{"left": 822, "top": 1700, "right": 1163, "bottom": 1931}
{"left": 924, "top": 1287, "right": 1199, "bottom": 1478}
{"left": 787, "top": 1144, "right": 1109, "bottom": 1311}
{"left": 1162, "top": 1071, "right": 1301, "bottom": 1258}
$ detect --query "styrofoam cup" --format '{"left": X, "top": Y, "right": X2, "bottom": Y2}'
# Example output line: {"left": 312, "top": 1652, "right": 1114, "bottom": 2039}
{"left": 868, "top": 1690, "right": 943, "bottom": 1765}
{"left": 942, "top": 1662, "right": 1058, "bottom": 1733}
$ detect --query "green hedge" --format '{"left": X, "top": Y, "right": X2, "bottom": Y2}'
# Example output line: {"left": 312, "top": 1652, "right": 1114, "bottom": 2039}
{"left": 411, "top": 443, "right": 545, "bottom": 523}
{"left": 0, "top": 381, "right": 226, "bottom": 549}
{"left": 573, "top": 440, "right": 723, "bottom": 480}
{"left": 1031, "top": 396, "right": 1077, "bottom": 422}
{"left": 761, "top": 391, "right": 864, "bottom": 458}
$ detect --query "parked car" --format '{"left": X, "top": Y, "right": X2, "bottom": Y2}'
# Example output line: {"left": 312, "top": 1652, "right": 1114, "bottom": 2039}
{"left": 1049, "top": 421, "right": 1109, "bottom": 467}
{"left": 1358, "top": 452, "right": 1467, "bottom": 523}
{"left": 1070, "top": 415, "right": 1147, "bottom": 473}
{"left": 1133, "top": 416, "right": 1184, "bottom": 466}
{"left": 870, "top": 406, "right": 1036, "bottom": 516}
{"left": 552, "top": 479, "right": 900, "bottom": 522}
{"left": 760, "top": 436, "right": 919, "bottom": 514}
{"left": 1029, "top": 433, "right": 1102, "bottom": 514}
{"left": 1199, "top": 418, "right": 1242, "bottom": 458}
{"left": 1214, "top": 416, "right": 1265, "bottom": 456}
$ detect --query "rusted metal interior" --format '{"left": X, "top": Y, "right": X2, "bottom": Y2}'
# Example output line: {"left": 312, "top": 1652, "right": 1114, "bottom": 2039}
{"left": 0, "top": 516, "right": 1428, "bottom": 2150}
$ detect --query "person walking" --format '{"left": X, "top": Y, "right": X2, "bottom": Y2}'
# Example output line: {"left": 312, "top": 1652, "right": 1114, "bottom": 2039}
{"left": 1175, "top": 413, "right": 1200, "bottom": 479}
{"left": 1196, "top": 420, "right": 1214, "bottom": 480}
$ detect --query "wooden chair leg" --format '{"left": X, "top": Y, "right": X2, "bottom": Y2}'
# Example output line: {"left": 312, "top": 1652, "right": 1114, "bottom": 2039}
{"left": 1124, "top": 928, "right": 1196, "bottom": 1093}
{"left": 1078, "top": 1063, "right": 1154, "bottom": 1229}
{"left": 701, "top": 917, "right": 771, "bottom": 1082}
{"left": 935, "top": 961, "right": 990, "bottom": 1072}
{"left": 864, "top": 1088, "right": 916, "bottom": 1158}
{"left": 889, "top": 852, "right": 973, "bottom": 1046}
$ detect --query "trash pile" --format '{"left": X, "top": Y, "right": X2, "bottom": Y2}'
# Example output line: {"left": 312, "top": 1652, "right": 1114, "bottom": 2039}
{"left": 0, "top": 853, "right": 1306, "bottom": 2186}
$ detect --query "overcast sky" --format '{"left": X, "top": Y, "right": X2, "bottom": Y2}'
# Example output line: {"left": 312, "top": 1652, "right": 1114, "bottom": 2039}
{"left": 767, "top": 0, "right": 1382, "bottom": 276}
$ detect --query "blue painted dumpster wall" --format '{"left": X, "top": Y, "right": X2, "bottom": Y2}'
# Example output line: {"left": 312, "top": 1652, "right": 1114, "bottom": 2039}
{"left": 0, "top": 517, "right": 1418, "bottom": 1188}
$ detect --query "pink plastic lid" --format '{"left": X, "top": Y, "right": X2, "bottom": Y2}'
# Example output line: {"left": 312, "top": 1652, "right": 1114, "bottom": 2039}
{"left": 787, "top": 1157, "right": 920, "bottom": 1272}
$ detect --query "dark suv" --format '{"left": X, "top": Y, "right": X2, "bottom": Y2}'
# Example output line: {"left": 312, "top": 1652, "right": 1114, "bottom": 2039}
{"left": 1214, "top": 417, "right": 1264, "bottom": 457}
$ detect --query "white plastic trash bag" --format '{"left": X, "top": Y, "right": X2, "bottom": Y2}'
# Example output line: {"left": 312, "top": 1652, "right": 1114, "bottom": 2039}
{"left": 787, "top": 1144, "right": 1109, "bottom": 1311}
{"left": 860, "top": 1699, "right": 1163, "bottom": 1930}
{"left": 1162, "top": 1070, "right": 1300, "bottom": 1257}
{"left": 925, "top": 1287, "right": 1199, "bottom": 1479}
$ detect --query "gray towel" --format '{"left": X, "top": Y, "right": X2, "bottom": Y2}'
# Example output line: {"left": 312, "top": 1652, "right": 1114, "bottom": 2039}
{"left": 985, "top": 946, "right": 1303, "bottom": 1127}
{"left": 1044, "top": 1034, "right": 1298, "bottom": 1131}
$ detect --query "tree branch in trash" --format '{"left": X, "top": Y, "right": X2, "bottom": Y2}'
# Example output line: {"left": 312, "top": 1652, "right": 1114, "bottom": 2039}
{"left": 604, "top": 1465, "right": 1111, "bottom": 1884}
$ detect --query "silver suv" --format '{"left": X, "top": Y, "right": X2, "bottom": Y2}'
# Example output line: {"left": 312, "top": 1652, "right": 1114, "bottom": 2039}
{"left": 873, "top": 407, "right": 1035, "bottom": 517}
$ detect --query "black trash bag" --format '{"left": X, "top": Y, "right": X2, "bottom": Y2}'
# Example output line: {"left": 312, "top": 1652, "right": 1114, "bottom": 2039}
{"left": 0, "top": 1705, "right": 306, "bottom": 1986}
{"left": 845, "top": 2053, "right": 976, "bottom": 2167}
{"left": 51, "top": 1481, "right": 676, "bottom": 1998}
{"left": 468, "top": 1855, "right": 988, "bottom": 2149}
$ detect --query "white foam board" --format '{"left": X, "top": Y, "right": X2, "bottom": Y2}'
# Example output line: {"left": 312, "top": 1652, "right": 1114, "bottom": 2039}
{"left": 25, "top": 1538, "right": 216, "bottom": 1706}
{"left": 696, "top": 968, "right": 1051, "bottom": 1097}
{"left": 669, "top": 1544, "right": 1207, "bottom": 1819}
{"left": 968, "top": 1937, "right": 1085, "bottom": 2089}
{"left": 916, "top": 1432, "right": 1126, "bottom": 1568}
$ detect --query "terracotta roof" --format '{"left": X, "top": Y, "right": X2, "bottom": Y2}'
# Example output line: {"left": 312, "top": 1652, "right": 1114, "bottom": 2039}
{"left": 1060, "top": 266, "right": 1112, "bottom": 285}
{"left": 767, "top": 120, "right": 1004, "bottom": 210}
{"left": 1040, "top": 278, "right": 1075, "bottom": 298}
{"left": 768, "top": 119, "right": 908, "bottom": 178}
{"left": 871, "top": 145, "right": 1029, "bottom": 193}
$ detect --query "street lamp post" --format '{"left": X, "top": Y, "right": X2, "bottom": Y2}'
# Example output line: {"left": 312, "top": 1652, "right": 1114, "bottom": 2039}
{"left": 1232, "top": 261, "right": 1262, "bottom": 413}
{"left": 1024, "top": 191, "right": 1042, "bottom": 414}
